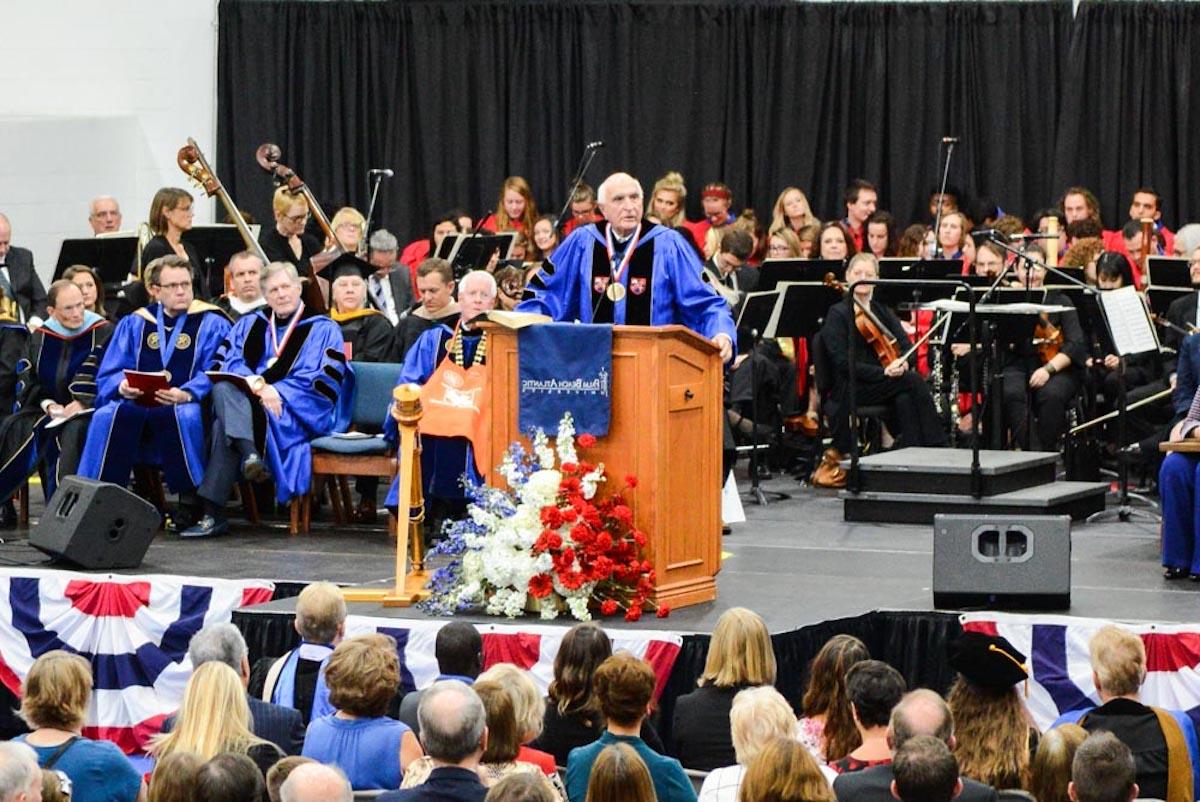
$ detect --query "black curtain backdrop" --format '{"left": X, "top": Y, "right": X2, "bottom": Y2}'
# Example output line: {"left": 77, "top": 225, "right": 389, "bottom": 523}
{"left": 217, "top": 0, "right": 1085, "bottom": 245}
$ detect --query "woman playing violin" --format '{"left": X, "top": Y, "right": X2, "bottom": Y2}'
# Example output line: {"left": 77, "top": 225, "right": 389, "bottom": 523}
{"left": 814, "top": 253, "right": 947, "bottom": 487}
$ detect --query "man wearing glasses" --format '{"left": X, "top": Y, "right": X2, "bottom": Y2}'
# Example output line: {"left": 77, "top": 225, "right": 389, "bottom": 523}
{"left": 78, "top": 255, "right": 233, "bottom": 529}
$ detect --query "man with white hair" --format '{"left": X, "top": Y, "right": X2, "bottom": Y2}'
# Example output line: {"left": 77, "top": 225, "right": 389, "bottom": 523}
{"left": 0, "top": 742, "right": 40, "bottom": 802}
{"left": 88, "top": 196, "right": 123, "bottom": 235}
{"left": 279, "top": 762, "right": 353, "bottom": 802}
{"left": 518, "top": 171, "right": 735, "bottom": 363}
{"left": 385, "top": 270, "right": 496, "bottom": 524}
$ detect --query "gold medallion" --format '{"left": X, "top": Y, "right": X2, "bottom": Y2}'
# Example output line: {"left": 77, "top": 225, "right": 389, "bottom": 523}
{"left": 175, "top": 333, "right": 191, "bottom": 349}
{"left": 606, "top": 282, "right": 626, "bottom": 302}
{"left": 147, "top": 333, "right": 160, "bottom": 349}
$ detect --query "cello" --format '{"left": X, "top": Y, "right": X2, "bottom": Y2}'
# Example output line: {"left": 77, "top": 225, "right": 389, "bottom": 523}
{"left": 823, "top": 273, "right": 901, "bottom": 368}
{"left": 255, "top": 143, "right": 340, "bottom": 313}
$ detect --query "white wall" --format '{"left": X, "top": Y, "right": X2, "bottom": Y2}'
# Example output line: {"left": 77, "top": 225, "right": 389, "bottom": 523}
{"left": 0, "top": 0, "right": 218, "bottom": 283}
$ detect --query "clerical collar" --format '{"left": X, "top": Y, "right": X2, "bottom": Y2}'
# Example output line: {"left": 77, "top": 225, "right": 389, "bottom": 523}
{"left": 230, "top": 296, "right": 267, "bottom": 315}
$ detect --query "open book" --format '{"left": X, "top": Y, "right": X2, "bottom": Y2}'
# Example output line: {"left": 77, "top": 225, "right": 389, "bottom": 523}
{"left": 485, "top": 310, "right": 552, "bottom": 329}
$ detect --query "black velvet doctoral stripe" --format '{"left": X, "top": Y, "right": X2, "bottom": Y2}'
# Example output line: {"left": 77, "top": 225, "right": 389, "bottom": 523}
{"left": 587, "top": 226, "right": 657, "bottom": 326}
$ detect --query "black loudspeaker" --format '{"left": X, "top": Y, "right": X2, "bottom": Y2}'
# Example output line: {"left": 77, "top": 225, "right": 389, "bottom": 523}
{"left": 933, "top": 513, "right": 1071, "bottom": 610}
{"left": 31, "top": 477, "right": 161, "bottom": 569}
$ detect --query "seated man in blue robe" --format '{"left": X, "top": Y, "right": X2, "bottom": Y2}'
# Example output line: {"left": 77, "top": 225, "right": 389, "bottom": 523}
{"left": 78, "top": 255, "right": 231, "bottom": 526}
{"left": 0, "top": 280, "right": 110, "bottom": 506}
{"left": 183, "top": 261, "right": 349, "bottom": 537}
{"left": 384, "top": 270, "right": 496, "bottom": 531}
{"left": 517, "top": 171, "right": 735, "bottom": 363}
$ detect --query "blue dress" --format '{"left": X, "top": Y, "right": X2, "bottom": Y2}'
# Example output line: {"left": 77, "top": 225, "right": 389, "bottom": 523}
{"left": 16, "top": 735, "right": 142, "bottom": 802}
{"left": 301, "top": 715, "right": 410, "bottom": 790}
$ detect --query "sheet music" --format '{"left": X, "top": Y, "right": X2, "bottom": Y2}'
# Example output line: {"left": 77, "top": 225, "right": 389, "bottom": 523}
{"left": 1099, "top": 286, "right": 1158, "bottom": 356}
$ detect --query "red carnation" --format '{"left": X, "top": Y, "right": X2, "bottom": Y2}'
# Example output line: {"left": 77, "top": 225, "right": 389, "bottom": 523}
{"left": 528, "top": 574, "right": 554, "bottom": 598}
{"left": 560, "top": 570, "right": 585, "bottom": 590}
{"left": 561, "top": 462, "right": 578, "bottom": 475}
{"left": 540, "top": 506, "right": 563, "bottom": 528}
{"left": 625, "top": 605, "right": 643, "bottom": 622}
{"left": 656, "top": 604, "right": 671, "bottom": 618}
{"left": 600, "top": 599, "right": 619, "bottom": 616}
{"left": 625, "top": 474, "right": 639, "bottom": 488}
{"left": 633, "top": 530, "right": 647, "bottom": 547}
{"left": 612, "top": 505, "right": 633, "bottom": 525}
{"left": 577, "top": 433, "right": 597, "bottom": 448}
{"left": 595, "top": 532, "right": 613, "bottom": 551}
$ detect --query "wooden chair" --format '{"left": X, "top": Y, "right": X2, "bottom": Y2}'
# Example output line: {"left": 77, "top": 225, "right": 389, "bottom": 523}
{"left": 304, "top": 361, "right": 403, "bottom": 535}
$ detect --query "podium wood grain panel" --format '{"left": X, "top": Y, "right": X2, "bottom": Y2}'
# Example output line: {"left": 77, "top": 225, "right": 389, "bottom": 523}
{"left": 478, "top": 323, "right": 722, "bottom": 609}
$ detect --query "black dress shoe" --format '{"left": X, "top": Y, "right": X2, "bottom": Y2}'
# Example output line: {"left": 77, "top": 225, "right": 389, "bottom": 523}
{"left": 180, "top": 515, "right": 229, "bottom": 538}
{"left": 241, "top": 453, "right": 271, "bottom": 483}
{"left": 1164, "top": 566, "right": 1189, "bottom": 580}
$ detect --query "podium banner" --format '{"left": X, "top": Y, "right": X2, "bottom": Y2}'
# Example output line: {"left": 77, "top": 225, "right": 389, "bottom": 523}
{"left": 518, "top": 323, "right": 612, "bottom": 435}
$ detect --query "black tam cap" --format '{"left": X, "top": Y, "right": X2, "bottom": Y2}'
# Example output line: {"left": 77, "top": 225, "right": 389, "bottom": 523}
{"left": 948, "top": 631, "right": 1029, "bottom": 689}
{"left": 320, "top": 251, "right": 374, "bottom": 281}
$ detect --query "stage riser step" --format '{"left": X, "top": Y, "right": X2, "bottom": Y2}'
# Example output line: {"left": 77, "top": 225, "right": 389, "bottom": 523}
{"left": 854, "top": 463, "right": 1056, "bottom": 496}
{"left": 843, "top": 492, "right": 1106, "bottom": 525}
{"left": 850, "top": 448, "right": 1061, "bottom": 498}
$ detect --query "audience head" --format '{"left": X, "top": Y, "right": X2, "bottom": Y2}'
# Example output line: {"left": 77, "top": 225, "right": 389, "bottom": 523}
{"left": 436, "top": 621, "right": 484, "bottom": 679}
{"left": 973, "top": 240, "right": 1007, "bottom": 278}
{"left": 1088, "top": 625, "right": 1145, "bottom": 700}
{"left": 549, "top": 621, "right": 612, "bottom": 718}
{"left": 0, "top": 742, "right": 42, "bottom": 802}
{"left": 846, "top": 659, "right": 906, "bottom": 732}
{"left": 897, "top": 224, "right": 930, "bottom": 258}
{"left": 1095, "top": 252, "right": 1132, "bottom": 290}
{"left": 430, "top": 211, "right": 466, "bottom": 254}
{"left": 1128, "top": 187, "right": 1161, "bottom": 223}
{"left": 820, "top": 221, "right": 856, "bottom": 261}
{"left": 495, "top": 176, "right": 537, "bottom": 232}
{"left": 88, "top": 195, "right": 123, "bottom": 234}
{"left": 773, "top": 187, "right": 816, "bottom": 232}
{"left": 294, "top": 581, "right": 347, "bottom": 645}
{"left": 598, "top": 173, "right": 645, "bottom": 237}
{"left": 767, "top": 227, "right": 803, "bottom": 259}
{"left": 1120, "top": 219, "right": 1146, "bottom": 266}
{"left": 478, "top": 662, "right": 545, "bottom": 744}
{"left": 531, "top": 214, "right": 560, "bottom": 260}
{"left": 149, "top": 751, "right": 202, "bottom": 802}
{"left": 145, "top": 255, "right": 195, "bottom": 312}
{"left": 20, "top": 649, "right": 91, "bottom": 732}
{"left": 730, "top": 685, "right": 799, "bottom": 766}
{"left": 890, "top": 735, "right": 962, "bottom": 802}
{"left": 367, "top": 229, "right": 400, "bottom": 266}
{"left": 650, "top": 171, "right": 687, "bottom": 228}
{"left": 46, "top": 280, "right": 87, "bottom": 330}
{"left": 585, "top": 743, "right": 655, "bottom": 802}
{"left": 802, "top": 634, "right": 870, "bottom": 761}
{"left": 194, "top": 753, "right": 263, "bottom": 802}
{"left": 277, "top": 762, "right": 352, "bottom": 802}
{"left": 844, "top": 179, "right": 879, "bottom": 227}
{"left": 418, "top": 680, "right": 488, "bottom": 765}
{"left": 62, "top": 264, "right": 105, "bottom": 315}
{"left": 261, "top": 261, "right": 304, "bottom": 316}
{"left": 593, "top": 653, "right": 655, "bottom": 729}
{"left": 153, "top": 661, "right": 263, "bottom": 761}
{"left": 486, "top": 772, "right": 559, "bottom": 802}
{"left": 929, "top": 187, "right": 960, "bottom": 220}
{"left": 1069, "top": 732, "right": 1138, "bottom": 802}
{"left": 937, "top": 210, "right": 970, "bottom": 254}
{"left": 148, "top": 187, "right": 194, "bottom": 237}
{"left": 226, "top": 252, "right": 265, "bottom": 303}
{"left": 1031, "top": 724, "right": 1088, "bottom": 802}
{"left": 39, "top": 769, "right": 69, "bottom": 802}
{"left": 867, "top": 211, "right": 896, "bottom": 258}
{"left": 0, "top": 215, "right": 9, "bottom": 262}
{"left": 265, "top": 756, "right": 315, "bottom": 802}
{"left": 1172, "top": 223, "right": 1200, "bottom": 258}
{"left": 325, "top": 633, "right": 400, "bottom": 718}
{"left": 739, "top": 736, "right": 836, "bottom": 802}
{"left": 570, "top": 183, "right": 598, "bottom": 223}
{"left": 890, "top": 689, "right": 954, "bottom": 753}
{"left": 700, "top": 607, "right": 776, "bottom": 689}
{"left": 329, "top": 207, "right": 366, "bottom": 252}
{"left": 474, "top": 679, "right": 522, "bottom": 763}
{"left": 701, "top": 182, "right": 733, "bottom": 224}
{"left": 416, "top": 258, "right": 456, "bottom": 313}
{"left": 188, "top": 622, "right": 250, "bottom": 683}
{"left": 272, "top": 187, "right": 310, "bottom": 236}
{"left": 1061, "top": 186, "right": 1101, "bottom": 225}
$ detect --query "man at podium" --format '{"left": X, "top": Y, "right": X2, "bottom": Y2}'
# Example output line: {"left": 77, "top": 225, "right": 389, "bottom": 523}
{"left": 517, "top": 172, "right": 735, "bottom": 363}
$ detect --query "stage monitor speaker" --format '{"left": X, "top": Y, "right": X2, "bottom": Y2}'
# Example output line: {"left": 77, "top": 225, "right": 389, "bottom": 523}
{"left": 31, "top": 477, "right": 161, "bottom": 570}
{"left": 933, "top": 513, "right": 1070, "bottom": 610}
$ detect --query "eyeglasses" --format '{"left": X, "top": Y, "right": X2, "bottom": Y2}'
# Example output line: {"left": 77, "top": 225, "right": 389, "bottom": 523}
{"left": 767, "top": 244, "right": 790, "bottom": 254}
{"left": 285, "top": 213, "right": 309, "bottom": 223}
{"left": 154, "top": 281, "right": 192, "bottom": 292}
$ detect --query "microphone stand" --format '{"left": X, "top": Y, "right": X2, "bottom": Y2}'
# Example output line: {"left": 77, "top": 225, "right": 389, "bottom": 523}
{"left": 931, "top": 139, "right": 957, "bottom": 259}
{"left": 363, "top": 171, "right": 391, "bottom": 244}
{"left": 554, "top": 143, "right": 602, "bottom": 233}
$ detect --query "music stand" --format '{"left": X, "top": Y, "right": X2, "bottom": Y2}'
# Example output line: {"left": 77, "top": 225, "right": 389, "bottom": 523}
{"left": 877, "top": 259, "right": 963, "bottom": 309}
{"left": 1146, "top": 257, "right": 1191, "bottom": 290}
{"left": 735, "top": 290, "right": 788, "bottom": 506}
{"left": 54, "top": 237, "right": 137, "bottom": 288}
{"left": 439, "top": 232, "right": 518, "bottom": 280}
{"left": 182, "top": 224, "right": 261, "bottom": 297}
{"left": 1145, "top": 287, "right": 1190, "bottom": 319}
{"left": 755, "top": 259, "right": 843, "bottom": 291}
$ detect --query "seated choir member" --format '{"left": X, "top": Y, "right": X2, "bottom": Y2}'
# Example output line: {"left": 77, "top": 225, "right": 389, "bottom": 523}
{"left": 216, "top": 251, "right": 268, "bottom": 321}
{"left": 183, "top": 261, "right": 349, "bottom": 537}
{"left": 384, "top": 270, "right": 496, "bottom": 529}
{"left": 997, "top": 246, "right": 1086, "bottom": 450}
{"left": 479, "top": 176, "right": 538, "bottom": 234}
{"left": 325, "top": 253, "right": 395, "bottom": 362}
{"left": 78, "top": 255, "right": 232, "bottom": 526}
{"left": 392, "top": 258, "right": 460, "bottom": 363}
{"left": 0, "top": 281, "right": 110, "bottom": 510}
{"left": 398, "top": 212, "right": 464, "bottom": 274}
{"left": 814, "top": 252, "right": 946, "bottom": 488}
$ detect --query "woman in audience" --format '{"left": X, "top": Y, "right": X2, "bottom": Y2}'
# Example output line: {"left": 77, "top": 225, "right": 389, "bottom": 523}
{"left": 400, "top": 210, "right": 466, "bottom": 271}
{"left": 674, "top": 607, "right": 777, "bottom": 771}
{"left": 329, "top": 207, "right": 366, "bottom": 254}
{"left": 818, "top": 221, "right": 856, "bottom": 264}
{"left": 583, "top": 743, "right": 655, "bottom": 802}
{"left": 866, "top": 212, "right": 896, "bottom": 259}
{"left": 739, "top": 737, "right": 835, "bottom": 802}
{"left": 149, "top": 662, "right": 284, "bottom": 777}
{"left": 40, "top": 769, "right": 72, "bottom": 802}
{"left": 650, "top": 171, "right": 688, "bottom": 230}
{"left": 14, "top": 650, "right": 145, "bottom": 802}
{"left": 487, "top": 772, "right": 560, "bottom": 802}
{"left": 301, "top": 633, "right": 421, "bottom": 790}
{"left": 698, "top": 686, "right": 798, "bottom": 802}
{"left": 766, "top": 228, "right": 803, "bottom": 260}
{"left": 530, "top": 215, "right": 560, "bottom": 262}
{"left": 946, "top": 632, "right": 1039, "bottom": 790}
{"left": 935, "top": 211, "right": 971, "bottom": 261}
{"left": 797, "top": 633, "right": 870, "bottom": 762}
{"left": 770, "top": 188, "right": 819, "bottom": 236}
{"left": 796, "top": 222, "right": 821, "bottom": 259}
{"left": 1029, "top": 724, "right": 1087, "bottom": 802}
{"left": 482, "top": 176, "right": 538, "bottom": 234}
{"left": 531, "top": 622, "right": 664, "bottom": 764}
{"left": 478, "top": 663, "right": 557, "bottom": 775}
{"left": 148, "top": 752, "right": 201, "bottom": 802}
{"left": 827, "top": 660, "right": 905, "bottom": 774}
{"left": 63, "top": 264, "right": 107, "bottom": 317}
{"left": 896, "top": 224, "right": 929, "bottom": 258}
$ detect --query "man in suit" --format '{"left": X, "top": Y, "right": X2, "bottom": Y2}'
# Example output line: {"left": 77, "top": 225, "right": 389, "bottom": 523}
{"left": 279, "top": 763, "right": 353, "bottom": 802}
{"left": 164, "top": 623, "right": 304, "bottom": 756}
{"left": 0, "top": 213, "right": 48, "bottom": 328}
{"left": 398, "top": 621, "right": 483, "bottom": 738}
{"left": 367, "top": 229, "right": 416, "bottom": 325}
{"left": 1069, "top": 733, "right": 1139, "bottom": 802}
{"left": 891, "top": 735, "right": 962, "bottom": 802}
{"left": 379, "top": 681, "right": 489, "bottom": 802}
{"left": 832, "top": 689, "right": 999, "bottom": 802}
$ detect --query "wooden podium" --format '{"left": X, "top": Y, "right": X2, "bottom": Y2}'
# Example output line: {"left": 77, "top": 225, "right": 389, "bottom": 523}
{"left": 477, "top": 323, "right": 723, "bottom": 609}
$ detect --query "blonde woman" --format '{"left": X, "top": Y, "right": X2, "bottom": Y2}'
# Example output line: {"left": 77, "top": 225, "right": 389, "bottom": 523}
{"left": 149, "top": 661, "right": 283, "bottom": 777}
{"left": 329, "top": 206, "right": 367, "bottom": 254}
{"left": 699, "top": 686, "right": 799, "bottom": 802}
{"left": 674, "top": 607, "right": 778, "bottom": 770}
{"left": 15, "top": 650, "right": 145, "bottom": 802}
{"left": 477, "top": 663, "right": 557, "bottom": 775}
{"left": 1029, "top": 724, "right": 1087, "bottom": 802}
{"left": 260, "top": 186, "right": 318, "bottom": 268}
{"left": 738, "top": 737, "right": 835, "bottom": 802}
{"left": 481, "top": 177, "right": 538, "bottom": 234}
{"left": 770, "top": 187, "right": 818, "bottom": 236}
{"left": 650, "top": 171, "right": 688, "bottom": 229}
{"left": 584, "top": 743, "right": 656, "bottom": 802}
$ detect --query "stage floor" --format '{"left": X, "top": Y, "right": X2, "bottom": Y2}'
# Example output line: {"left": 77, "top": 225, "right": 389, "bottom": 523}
{"left": 7, "top": 474, "right": 1183, "bottom": 633}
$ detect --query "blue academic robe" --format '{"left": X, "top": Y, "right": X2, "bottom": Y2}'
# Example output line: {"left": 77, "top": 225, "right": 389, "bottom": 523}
{"left": 78, "top": 302, "right": 232, "bottom": 493}
{"left": 383, "top": 324, "right": 481, "bottom": 507}
{"left": 0, "top": 313, "right": 110, "bottom": 500}
{"left": 517, "top": 220, "right": 736, "bottom": 345}
{"left": 209, "top": 308, "right": 350, "bottom": 504}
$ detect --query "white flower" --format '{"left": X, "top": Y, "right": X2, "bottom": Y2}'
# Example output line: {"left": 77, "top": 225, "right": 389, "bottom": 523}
{"left": 533, "top": 429, "right": 556, "bottom": 469}
{"left": 556, "top": 414, "right": 579, "bottom": 465}
{"left": 539, "top": 599, "right": 560, "bottom": 620}
{"left": 521, "top": 469, "right": 562, "bottom": 508}
{"left": 566, "top": 595, "right": 592, "bottom": 621}
{"left": 580, "top": 463, "right": 606, "bottom": 500}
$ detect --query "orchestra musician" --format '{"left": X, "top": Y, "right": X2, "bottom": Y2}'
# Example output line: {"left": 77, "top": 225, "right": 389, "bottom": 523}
{"left": 260, "top": 187, "right": 320, "bottom": 271}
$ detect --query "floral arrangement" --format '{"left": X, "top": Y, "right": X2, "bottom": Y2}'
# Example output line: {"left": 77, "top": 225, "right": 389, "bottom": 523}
{"left": 420, "top": 413, "right": 668, "bottom": 621}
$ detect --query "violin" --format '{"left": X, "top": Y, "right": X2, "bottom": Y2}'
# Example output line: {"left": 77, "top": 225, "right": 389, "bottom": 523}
{"left": 823, "top": 272, "right": 901, "bottom": 368}
{"left": 1033, "top": 314, "right": 1063, "bottom": 364}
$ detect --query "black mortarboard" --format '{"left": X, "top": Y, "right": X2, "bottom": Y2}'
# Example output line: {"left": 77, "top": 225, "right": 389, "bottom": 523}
{"left": 947, "top": 631, "right": 1029, "bottom": 689}
{"left": 319, "top": 251, "right": 374, "bottom": 281}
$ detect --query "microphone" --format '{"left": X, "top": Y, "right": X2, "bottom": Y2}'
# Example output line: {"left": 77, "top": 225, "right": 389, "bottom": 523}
{"left": 972, "top": 228, "right": 1010, "bottom": 241}
{"left": 369, "top": 168, "right": 394, "bottom": 178}
{"left": 941, "top": 136, "right": 961, "bottom": 144}
{"left": 587, "top": 141, "right": 605, "bottom": 150}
